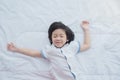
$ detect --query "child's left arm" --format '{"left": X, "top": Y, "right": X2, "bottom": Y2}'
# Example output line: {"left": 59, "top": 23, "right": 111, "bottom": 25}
{"left": 80, "top": 21, "right": 91, "bottom": 51}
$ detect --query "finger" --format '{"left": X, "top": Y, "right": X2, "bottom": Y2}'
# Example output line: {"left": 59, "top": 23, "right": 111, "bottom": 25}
{"left": 7, "top": 44, "right": 10, "bottom": 50}
{"left": 10, "top": 42, "right": 15, "bottom": 47}
{"left": 7, "top": 42, "right": 13, "bottom": 48}
{"left": 82, "top": 21, "right": 89, "bottom": 24}
{"left": 7, "top": 43, "right": 11, "bottom": 47}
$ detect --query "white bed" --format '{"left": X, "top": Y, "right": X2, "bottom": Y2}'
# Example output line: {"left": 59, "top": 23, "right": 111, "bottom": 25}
{"left": 0, "top": 0, "right": 120, "bottom": 80}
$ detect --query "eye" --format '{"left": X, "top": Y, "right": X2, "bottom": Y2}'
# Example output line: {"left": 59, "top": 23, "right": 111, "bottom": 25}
{"left": 53, "top": 34, "right": 57, "bottom": 38}
{"left": 53, "top": 36, "right": 57, "bottom": 38}
{"left": 60, "top": 35, "right": 64, "bottom": 38}
{"left": 60, "top": 36, "right": 64, "bottom": 38}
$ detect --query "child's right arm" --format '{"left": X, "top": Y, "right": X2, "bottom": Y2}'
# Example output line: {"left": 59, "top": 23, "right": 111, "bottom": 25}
{"left": 7, "top": 42, "right": 42, "bottom": 58}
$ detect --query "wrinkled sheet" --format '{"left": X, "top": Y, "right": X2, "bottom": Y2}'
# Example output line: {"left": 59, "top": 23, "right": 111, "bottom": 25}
{"left": 0, "top": 0, "right": 120, "bottom": 80}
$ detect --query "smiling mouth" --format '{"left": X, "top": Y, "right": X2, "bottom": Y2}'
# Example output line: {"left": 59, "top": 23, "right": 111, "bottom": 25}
{"left": 55, "top": 41, "right": 61, "bottom": 43}
{"left": 55, "top": 42, "right": 61, "bottom": 44}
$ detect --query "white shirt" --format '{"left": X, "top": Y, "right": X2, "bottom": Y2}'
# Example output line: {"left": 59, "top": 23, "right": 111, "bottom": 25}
{"left": 41, "top": 41, "right": 80, "bottom": 80}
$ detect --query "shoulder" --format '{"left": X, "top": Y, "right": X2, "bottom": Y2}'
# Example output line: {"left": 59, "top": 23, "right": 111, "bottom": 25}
{"left": 41, "top": 45, "right": 52, "bottom": 59}
{"left": 68, "top": 40, "right": 81, "bottom": 53}
{"left": 69, "top": 41, "right": 80, "bottom": 47}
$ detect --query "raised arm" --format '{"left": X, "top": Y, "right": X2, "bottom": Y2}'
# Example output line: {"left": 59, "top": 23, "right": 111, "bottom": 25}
{"left": 7, "top": 42, "right": 42, "bottom": 57}
{"left": 80, "top": 21, "right": 90, "bottom": 51}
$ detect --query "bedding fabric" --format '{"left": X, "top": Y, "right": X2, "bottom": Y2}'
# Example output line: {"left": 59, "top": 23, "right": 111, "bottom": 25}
{"left": 0, "top": 0, "right": 120, "bottom": 80}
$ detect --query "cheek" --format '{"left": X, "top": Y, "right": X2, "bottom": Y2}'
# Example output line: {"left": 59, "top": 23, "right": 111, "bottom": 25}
{"left": 51, "top": 38, "right": 55, "bottom": 42}
{"left": 64, "top": 39, "right": 68, "bottom": 43}
{"left": 51, "top": 36, "right": 54, "bottom": 40}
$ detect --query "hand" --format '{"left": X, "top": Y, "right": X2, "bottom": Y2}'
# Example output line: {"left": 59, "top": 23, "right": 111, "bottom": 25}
{"left": 7, "top": 42, "right": 18, "bottom": 52}
{"left": 81, "top": 21, "right": 89, "bottom": 31}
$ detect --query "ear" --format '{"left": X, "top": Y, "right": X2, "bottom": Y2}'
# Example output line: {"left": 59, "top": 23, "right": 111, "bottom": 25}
{"left": 66, "top": 40, "right": 69, "bottom": 43}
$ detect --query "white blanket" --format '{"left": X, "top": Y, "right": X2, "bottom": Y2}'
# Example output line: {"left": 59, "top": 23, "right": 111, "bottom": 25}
{"left": 0, "top": 0, "right": 120, "bottom": 80}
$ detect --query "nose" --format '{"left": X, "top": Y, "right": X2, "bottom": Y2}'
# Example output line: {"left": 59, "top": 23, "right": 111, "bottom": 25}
{"left": 56, "top": 37, "right": 61, "bottom": 40}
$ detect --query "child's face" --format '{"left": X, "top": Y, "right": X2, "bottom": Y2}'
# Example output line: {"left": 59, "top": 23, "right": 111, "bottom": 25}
{"left": 52, "top": 29, "right": 67, "bottom": 48}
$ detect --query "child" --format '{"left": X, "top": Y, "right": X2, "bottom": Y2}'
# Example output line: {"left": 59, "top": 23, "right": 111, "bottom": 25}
{"left": 7, "top": 21, "right": 90, "bottom": 80}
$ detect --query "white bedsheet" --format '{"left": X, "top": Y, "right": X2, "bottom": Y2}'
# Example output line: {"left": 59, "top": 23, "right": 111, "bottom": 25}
{"left": 0, "top": 0, "right": 120, "bottom": 80}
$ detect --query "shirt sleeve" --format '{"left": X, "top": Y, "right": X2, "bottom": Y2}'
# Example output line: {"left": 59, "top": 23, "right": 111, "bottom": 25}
{"left": 41, "top": 49, "right": 47, "bottom": 59}
{"left": 68, "top": 41, "right": 80, "bottom": 54}
{"left": 40, "top": 45, "right": 50, "bottom": 59}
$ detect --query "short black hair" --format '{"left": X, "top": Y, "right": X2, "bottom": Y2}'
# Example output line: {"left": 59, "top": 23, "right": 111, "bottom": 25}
{"left": 48, "top": 22, "right": 74, "bottom": 44}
